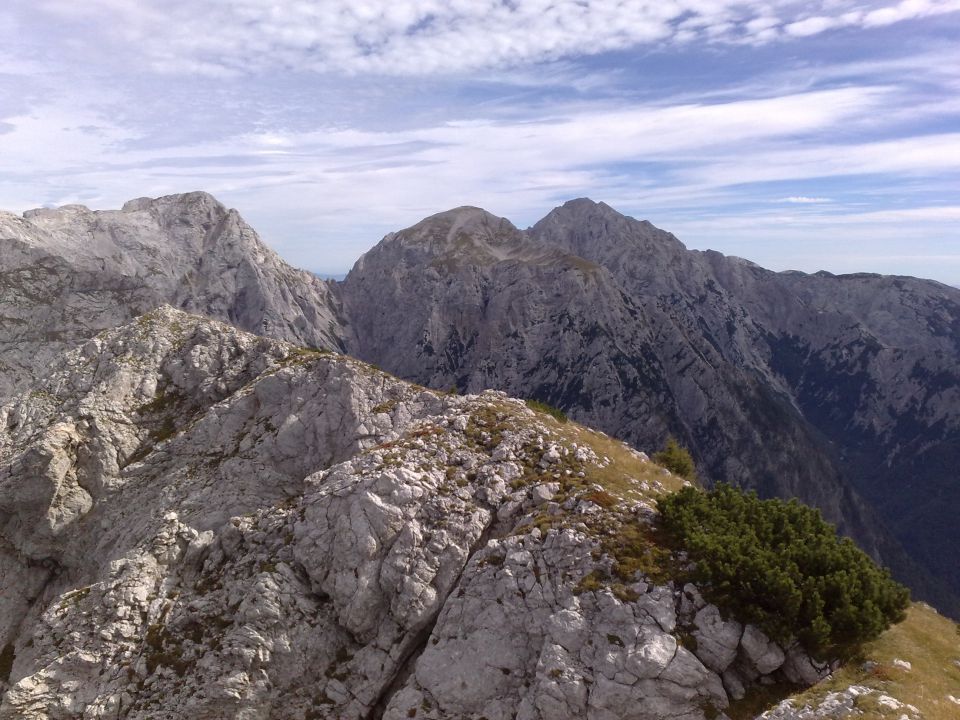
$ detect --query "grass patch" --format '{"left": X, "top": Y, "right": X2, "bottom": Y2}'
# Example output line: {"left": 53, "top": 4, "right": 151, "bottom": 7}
{"left": 58, "top": 586, "right": 91, "bottom": 609}
{"left": 524, "top": 399, "right": 568, "bottom": 423}
{"left": 782, "top": 603, "right": 960, "bottom": 720}
{"left": 555, "top": 423, "right": 685, "bottom": 504}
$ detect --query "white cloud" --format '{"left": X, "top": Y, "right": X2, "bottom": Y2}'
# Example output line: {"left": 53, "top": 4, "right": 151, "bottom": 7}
{"left": 2, "top": 2, "right": 958, "bottom": 282}
{"left": 3, "top": 79, "right": 956, "bottom": 266}
{"left": 783, "top": 0, "right": 960, "bottom": 40}
{"left": 784, "top": 16, "right": 839, "bottom": 37}
{"left": 27, "top": 0, "right": 960, "bottom": 76}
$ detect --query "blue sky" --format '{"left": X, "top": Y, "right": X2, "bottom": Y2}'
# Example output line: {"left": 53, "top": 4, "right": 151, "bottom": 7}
{"left": 1, "top": 1, "right": 958, "bottom": 284}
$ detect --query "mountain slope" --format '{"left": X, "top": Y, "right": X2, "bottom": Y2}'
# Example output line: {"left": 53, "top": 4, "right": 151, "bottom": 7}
{"left": 0, "top": 192, "right": 343, "bottom": 400}
{"left": 0, "top": 307, "right": 855, "bottom": 720}
{"left": 2, "top": 192, "right": 958, "bottom": 615}
{"left": 530, "top": 199, "right": 960, "bottom": 608}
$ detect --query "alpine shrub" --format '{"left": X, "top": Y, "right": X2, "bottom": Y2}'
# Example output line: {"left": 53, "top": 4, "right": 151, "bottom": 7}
{"left": 653, "top": 436, "right": 697, "bottom": 480}
{"left": 658, "top": 484, "right": 909, "bottom": 660}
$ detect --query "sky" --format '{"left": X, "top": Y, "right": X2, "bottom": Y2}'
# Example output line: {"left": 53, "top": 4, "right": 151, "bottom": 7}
{"left": 1, "top": 1, "right": 958, "bottom": 283}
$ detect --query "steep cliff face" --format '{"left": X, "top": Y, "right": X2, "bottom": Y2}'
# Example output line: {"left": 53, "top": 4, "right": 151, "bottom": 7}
{"left": 0, "top": 192, "right": 343, "bottom": 400}
{"left": 0, "top": 308, "right": 844, "bottom": 719}
{"left": 529, "top": 200, "right": 960, "bottom": 606}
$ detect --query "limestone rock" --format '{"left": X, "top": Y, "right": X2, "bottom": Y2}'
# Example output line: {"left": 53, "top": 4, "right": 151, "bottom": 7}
{"left": 692, "top": 605, "right": 742, "bottom": 674}
{"left": 4, "top": 193, "right": 960, "bottom": 612}
{"left": 0, "top": 308, "right": 760, "bottom": 719}
{"left": 0, "top": 192, "right": 343, "bottom": 401}
{"left": 739, "top": 625, "right": 785, "bottom": 676}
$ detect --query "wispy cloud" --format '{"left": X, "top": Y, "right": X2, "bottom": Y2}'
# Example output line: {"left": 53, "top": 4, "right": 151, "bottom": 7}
{"left": 780, "top": 196, "right": 832, "bottom": 203}
{"left": 25, "top": 0, "right": 960, "bottom": 76}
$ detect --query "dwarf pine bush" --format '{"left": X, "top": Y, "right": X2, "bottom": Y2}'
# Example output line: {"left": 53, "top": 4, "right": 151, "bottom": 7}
{"left": 658, "top": 484, "right": 910, "bottom": 660}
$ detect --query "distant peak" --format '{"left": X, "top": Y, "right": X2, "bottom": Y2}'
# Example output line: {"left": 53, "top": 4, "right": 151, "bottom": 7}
{"left": 530, "top": 198, "right": 685, "bottom": 260}
{"left": 559, "top": 197, "right": 612, "bottom": 213}
{"left": 395, "top": 205, "right": 519, "bottom": 248}
{"left": 416, "top": 205, "right": 512, "bottom": 230}
{"left": 23, "top": 204, "right": 93, "bottom": 220}
{"left": 533, "top": 198, "right": 645, "bottom": 232}
{"left": 558, "top": 197, "right": 619, "bottom": 214}
{"left": 122, "top": 191, "right": 226, "bottom": 213}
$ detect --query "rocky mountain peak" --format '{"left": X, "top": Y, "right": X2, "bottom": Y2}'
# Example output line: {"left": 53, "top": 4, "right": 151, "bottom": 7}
{"left": 0, "top": 193, "right": 344, "bottom": 400}
{"left": 380, "top": 205, "right": 524, "bottom": 263}
{"left": 530, "top": 198, "right": 687, "bottom": 272}
{"left": 120, "top": 189, "right": 225, "bottom": 214}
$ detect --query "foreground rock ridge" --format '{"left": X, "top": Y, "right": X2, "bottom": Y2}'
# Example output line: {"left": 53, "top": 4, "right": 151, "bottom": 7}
{"left": 2, "top": 192, "right": 959, "bottom": 616}
{"left": 0, "top": 308, "right": 849, "bottom": 719}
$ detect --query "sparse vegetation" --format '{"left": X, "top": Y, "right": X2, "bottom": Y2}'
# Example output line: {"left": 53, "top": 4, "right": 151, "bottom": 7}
{"left": 652, "top": 436, "right": 696, "bottom": 481}
{"left": 658, "top": 484, "right": 910, "bottom": 660}
{"left": 524, "top": 398, "right": 568, "bottom": 423}
{"left": 777, "top": 603, "right": 960, "bottom": 720}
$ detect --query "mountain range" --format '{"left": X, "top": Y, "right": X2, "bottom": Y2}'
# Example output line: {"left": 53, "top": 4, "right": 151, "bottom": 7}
{"left": 1, "top": 191, "right": 958, "bottom": 619}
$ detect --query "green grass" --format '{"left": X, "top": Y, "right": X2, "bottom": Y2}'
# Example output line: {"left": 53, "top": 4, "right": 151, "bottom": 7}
{"left": 469, "top": 399, "right": 686, "bottom": 587}
{"left": 781, "top": 603, "right": 960, "bottom": 720}
{"left": 524, "top": 398, "right": 568, "bottom": 423}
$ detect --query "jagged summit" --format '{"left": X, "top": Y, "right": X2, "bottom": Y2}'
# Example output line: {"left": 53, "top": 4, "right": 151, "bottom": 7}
{"left": 531, "top": 197, "right": 687, "bottom": 266}
{"left": 543, "top": 196, "right": 623, "bottom": 219}
{"left": 119, "top": 190, "right": 225, "bottom": 214}
{"left": 0, "top": 192, "right": 343, "bottom": 399}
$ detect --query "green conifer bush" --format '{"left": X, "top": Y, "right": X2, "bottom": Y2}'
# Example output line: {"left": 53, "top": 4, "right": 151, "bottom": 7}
{"left": 658, "top": 484, "right": 910, "bottom": 660}
{"left": 653, "top": 436, "right": 697, "bottom": 480}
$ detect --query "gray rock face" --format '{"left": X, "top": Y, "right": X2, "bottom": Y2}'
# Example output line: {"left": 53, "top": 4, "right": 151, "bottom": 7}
{"left": 340, "top": 199, "right": 960, "bottom": 613}
{"left": 0, "top": 192, "right": 343, "bottom": 400}
{"left": 2, "top": 191, "right": 958, "bottom": 613}
{"left": 0, "top": 308, "right": 816, "bottom": 719}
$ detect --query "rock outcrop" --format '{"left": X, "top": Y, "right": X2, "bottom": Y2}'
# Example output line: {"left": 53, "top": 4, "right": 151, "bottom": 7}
{"left": 0, "top": 308, "right": 829, "bottom": 719}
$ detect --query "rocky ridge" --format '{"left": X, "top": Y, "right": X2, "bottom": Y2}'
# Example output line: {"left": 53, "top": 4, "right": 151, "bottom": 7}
{"left": 0, "top": 308, "right": 848, "bottom": 720}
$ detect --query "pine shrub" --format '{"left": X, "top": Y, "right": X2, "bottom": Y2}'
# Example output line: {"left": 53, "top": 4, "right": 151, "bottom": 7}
{"left": 658, "top": 484, "right": 910, "bottom": 660}
{"left": 653, "top": 436, "right": 697, "bottom": 480}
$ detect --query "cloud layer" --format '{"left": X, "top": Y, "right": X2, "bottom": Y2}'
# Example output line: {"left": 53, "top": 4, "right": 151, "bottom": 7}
{"left": 33, "top": 0, "right": 960, "bottom": 75}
